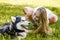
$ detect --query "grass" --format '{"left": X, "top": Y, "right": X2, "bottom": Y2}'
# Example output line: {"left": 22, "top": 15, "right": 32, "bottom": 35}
{"left": 0, "top": 3, "right": 60, "bottom": 40}
{"left": 0, "top": 0, "right": 60, "bottom": 7}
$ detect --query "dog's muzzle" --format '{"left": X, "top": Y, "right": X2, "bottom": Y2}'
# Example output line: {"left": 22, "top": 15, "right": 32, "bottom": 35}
{"left": 21, "top": 22, "right": 30, "bottom": 29}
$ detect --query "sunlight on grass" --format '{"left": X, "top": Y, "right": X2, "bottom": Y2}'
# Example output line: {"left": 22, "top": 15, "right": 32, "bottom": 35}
{"left": 0, "top": 0, "right": 60, "bottom": 7}
{"left": 0, "top": 2, "right": 60, "bottom": 40}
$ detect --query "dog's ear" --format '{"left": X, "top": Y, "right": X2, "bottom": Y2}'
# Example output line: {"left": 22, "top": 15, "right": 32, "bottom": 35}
{"left": 23, "top": 7, "right": 33, "bottom": 16}
{"left": 11, "top": 16, "right": 16, "bottom": 22}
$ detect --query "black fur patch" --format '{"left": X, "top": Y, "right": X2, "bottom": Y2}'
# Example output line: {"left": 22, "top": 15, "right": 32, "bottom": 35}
{"left": 15, "top": 16, "right": 21, "bottom": 23}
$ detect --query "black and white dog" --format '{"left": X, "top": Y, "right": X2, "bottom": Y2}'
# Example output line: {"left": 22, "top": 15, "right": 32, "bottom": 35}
{"left": 0, "top": 16, "right": 30, "bottom": 40}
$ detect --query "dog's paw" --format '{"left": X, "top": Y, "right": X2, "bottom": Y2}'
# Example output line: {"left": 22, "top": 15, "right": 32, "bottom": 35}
{"left": 25, "top": 29, "right": 33, "bottom": 33}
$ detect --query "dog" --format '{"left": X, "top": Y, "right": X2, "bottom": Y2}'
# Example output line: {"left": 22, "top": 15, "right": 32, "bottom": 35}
{"left": 0, "top": 16, "right": 30, "bottom": 40}
{"left": 23, "top": 7, "right": 58, "bottom": 35}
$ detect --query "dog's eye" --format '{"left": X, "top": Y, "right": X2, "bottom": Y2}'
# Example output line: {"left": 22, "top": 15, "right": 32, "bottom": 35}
{"left": 22, "top": 20, "right": 25, "bottom": 21}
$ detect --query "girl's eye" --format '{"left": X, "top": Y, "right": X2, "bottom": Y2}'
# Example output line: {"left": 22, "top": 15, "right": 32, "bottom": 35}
{"left": 36, "top": 16, "right": 39, "bottom": 18}
{"left": 34, "top": 13, "right": 36, "bottom": 15}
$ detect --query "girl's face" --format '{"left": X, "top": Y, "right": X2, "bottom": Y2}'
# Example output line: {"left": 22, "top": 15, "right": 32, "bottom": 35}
{"left": 33, "top": 10, "right": 40, "bottom": 22}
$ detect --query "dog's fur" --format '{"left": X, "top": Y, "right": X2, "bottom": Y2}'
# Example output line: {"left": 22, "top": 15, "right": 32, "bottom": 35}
{"left": 0, "top": 16, "right": 30, "bottom": 40}
{"left": 23, "top": 7, "right": 58, "bottom": 35}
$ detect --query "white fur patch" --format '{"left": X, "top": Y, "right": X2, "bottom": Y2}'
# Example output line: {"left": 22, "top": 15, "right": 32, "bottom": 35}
{"left": 11, "top": 16, "right": 16, "bottom": 22}
{"left": 16, "top": 17, "right": 29, "bottom": 30}
{"left": 15, "top": 16, "right": 30, "bottom": 40}
{"left": 17, "top": 32, "right": 27, "bottom": 40}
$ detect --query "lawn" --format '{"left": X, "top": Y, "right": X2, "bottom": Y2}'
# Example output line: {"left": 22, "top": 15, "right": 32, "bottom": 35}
{"left": 0, "top": 0, "right": 60, "bottom": 7}
{"left": 0, "top": 3, "right": 60, "bottom": 40}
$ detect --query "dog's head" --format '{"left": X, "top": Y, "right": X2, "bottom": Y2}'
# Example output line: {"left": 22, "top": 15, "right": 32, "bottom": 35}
{"left": 11, "top": 16, "right": 30, "bottom": 30}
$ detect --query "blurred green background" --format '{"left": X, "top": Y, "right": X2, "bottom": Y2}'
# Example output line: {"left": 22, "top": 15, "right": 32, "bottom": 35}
{"left": 0, "top": 0, "right": 60, "bottom": 7}
{"left": 0, "top": 0, "right": 60, "bottom": 40}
